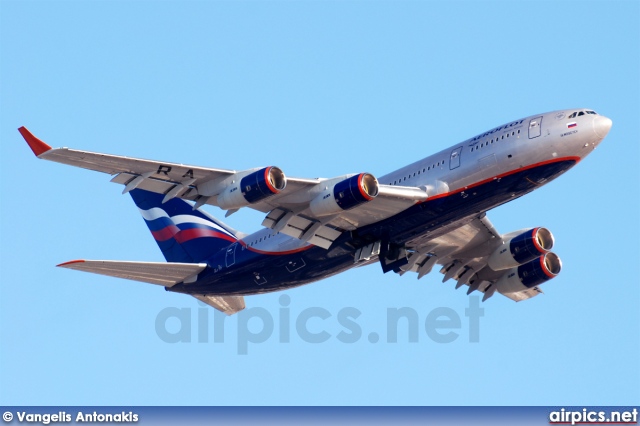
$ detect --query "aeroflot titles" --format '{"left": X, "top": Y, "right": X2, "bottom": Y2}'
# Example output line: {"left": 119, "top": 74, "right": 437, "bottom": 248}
{"left": 470, "top": 119, "right": 526, "bottom": 142}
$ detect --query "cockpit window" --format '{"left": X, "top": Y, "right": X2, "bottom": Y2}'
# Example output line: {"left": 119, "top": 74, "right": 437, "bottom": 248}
{"left": 568, "top": 110, "right": 598, "bottom": 119}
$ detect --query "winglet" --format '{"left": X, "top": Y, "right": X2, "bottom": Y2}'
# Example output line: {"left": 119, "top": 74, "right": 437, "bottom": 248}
{"left": 18, "top": 126, "right": 52, "bottom": 156}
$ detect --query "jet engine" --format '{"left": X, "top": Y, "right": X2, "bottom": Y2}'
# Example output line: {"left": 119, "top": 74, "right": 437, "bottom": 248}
{"left": 494, "top": 252, "right": 562, "bottom": 294}
{"left": 487, "top": 227, "right": 554, "bottom": 271}
{"left": 217, "top": 166, "right": 286, "bottom": 210}
{"left": 309, "top": 173, "right": 379, "bottom": 216}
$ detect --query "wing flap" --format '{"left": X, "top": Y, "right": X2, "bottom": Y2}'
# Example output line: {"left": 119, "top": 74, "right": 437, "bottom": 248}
{"left": 501, "top": 287, "right": 543, "bottom": 302}
{"left": 111, "top": 172, "right": 199, "bottom": 200}
{"left": 262, "top": 208, "right": 342, "bottom": 249}
{"left": 57, "top": 260, "right": 207, "bottom": 287}
{"left": 398, "top": 215, "right": 546, "bottom": 302}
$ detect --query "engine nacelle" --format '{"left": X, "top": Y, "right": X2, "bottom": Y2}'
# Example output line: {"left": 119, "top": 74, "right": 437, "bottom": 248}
{"left": 217, "top": 166, "right": 286, "bottom": 210}
{"left": 309, "top": 173, "right": 379, "bottom": 217}
{"left": 494, "top": 252, "right": 562, "bottom": 294}
{"left": 487, "top": 227, "right": 554, "bottom": 271}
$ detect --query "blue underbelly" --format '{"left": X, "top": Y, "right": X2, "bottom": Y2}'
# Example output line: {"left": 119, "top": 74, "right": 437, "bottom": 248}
{"left": 168, "top": 158, "right": 576, "bottom": 296}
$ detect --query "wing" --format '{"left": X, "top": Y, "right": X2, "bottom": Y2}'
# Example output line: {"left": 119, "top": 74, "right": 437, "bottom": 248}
{"left": 57, "top": 260, "right": 207, "bottom": 286}
{"left": 397, "top": 215, "right": 544, "bottom": 302}
{"left": 20, "top": 127, "right": 427, "bottom": 249}
{"left": 19, "top": 126, "right": 319, "bottom": 202}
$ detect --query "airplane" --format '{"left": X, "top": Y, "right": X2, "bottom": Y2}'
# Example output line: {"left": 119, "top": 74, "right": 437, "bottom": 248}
{"left": 19, "top": 108, "right": 612, "bottom": 315}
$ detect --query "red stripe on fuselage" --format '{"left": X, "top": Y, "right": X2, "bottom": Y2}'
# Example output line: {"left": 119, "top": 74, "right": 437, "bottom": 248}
{"left": 238, "top": 239, "right": 313, "bottom": 256}
{"left": 421, "top": 156, "right": 581, "bottom": 203}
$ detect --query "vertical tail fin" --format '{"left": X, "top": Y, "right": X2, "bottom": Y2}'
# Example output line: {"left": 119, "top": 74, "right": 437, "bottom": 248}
{"left": 129, "top": 189, "right": 238, "bottom": 263}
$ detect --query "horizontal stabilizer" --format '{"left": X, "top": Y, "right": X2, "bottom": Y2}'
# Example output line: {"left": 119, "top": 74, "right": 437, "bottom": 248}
{"left": 57, "top": 260, "right": 207, "bottom": 287}
{"left": 193, "top": 294, "right": 245, "bottom": 315}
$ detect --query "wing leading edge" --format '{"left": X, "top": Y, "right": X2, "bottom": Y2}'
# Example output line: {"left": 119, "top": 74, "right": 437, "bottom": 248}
{"left": 19, "top": 126, "right": 428, "bottom": 250}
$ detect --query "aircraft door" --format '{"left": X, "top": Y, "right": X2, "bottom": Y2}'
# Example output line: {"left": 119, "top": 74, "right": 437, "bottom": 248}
{"left": 528, "top": 116, "right": 543, "bottom": 139}
{"left": 225, "top": 243, "right": 237, "bottom": 267}
{"left": 449, "top": 146, "right": 463, "bottom": 170}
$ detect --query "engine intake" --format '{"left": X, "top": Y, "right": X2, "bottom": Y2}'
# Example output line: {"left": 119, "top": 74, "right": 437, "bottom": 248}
{"left": 217, "top": 166, "right": 286, "bottom": 210}
{"left": 488, "top": 227, "right": 554, "bottom": 271}
{"left": 309, "top": 173, "right": 379, "bottom": 217}
{"left": 495, "top": 252, "right": 562, "bottom": 294}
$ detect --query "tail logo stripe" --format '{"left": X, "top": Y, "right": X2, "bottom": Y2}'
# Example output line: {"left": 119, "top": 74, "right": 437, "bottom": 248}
{"left": 138, "top": 208, "right": 236, "bottom": 239}
{"left": 130, "top": 189, "right": 239, "bottom": 263}
{"left": 151, "top": 225, "right": 237, "bottom": 244}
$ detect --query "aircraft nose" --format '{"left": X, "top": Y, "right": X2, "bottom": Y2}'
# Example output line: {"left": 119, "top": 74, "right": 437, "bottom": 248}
{"left": 593, "top": 115, "right": 612, "bottom": 139}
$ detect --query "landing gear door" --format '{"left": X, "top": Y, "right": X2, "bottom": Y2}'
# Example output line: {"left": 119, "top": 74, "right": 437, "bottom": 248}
{"left": 528, "top": 116, "right": 543, "bottom": 139}
{"left": 450, "top": 146, "right": 463, "bottom": 170}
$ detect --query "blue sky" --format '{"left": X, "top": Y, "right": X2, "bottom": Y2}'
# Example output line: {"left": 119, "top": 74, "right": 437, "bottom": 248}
{"left": 1, "top": 0, "right": 638, "bottom": 406}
